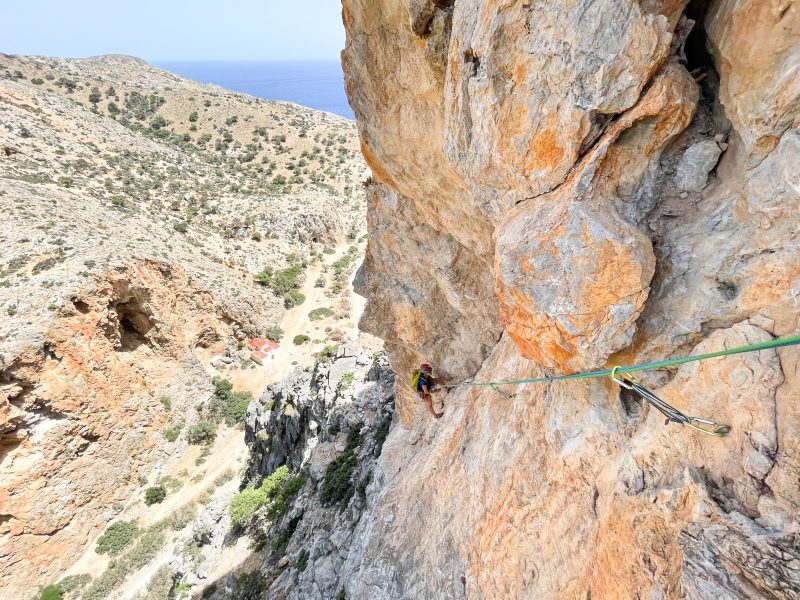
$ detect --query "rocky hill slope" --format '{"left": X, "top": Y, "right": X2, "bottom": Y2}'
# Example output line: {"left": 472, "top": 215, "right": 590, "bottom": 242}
{"left": 0, "top": 54, "right": 369, "bottom": 598}
{"left": 334, "top": 0, "right": 800, "bottom": 598}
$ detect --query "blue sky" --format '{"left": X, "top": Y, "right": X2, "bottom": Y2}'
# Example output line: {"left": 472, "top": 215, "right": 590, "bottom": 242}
{"left": 1, "top": 0, "right": 346, "bottom": 61}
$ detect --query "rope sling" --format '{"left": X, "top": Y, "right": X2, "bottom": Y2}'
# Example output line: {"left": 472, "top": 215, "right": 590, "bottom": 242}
{"left": 443, "top": 333, "right": 800, "bottom": 436}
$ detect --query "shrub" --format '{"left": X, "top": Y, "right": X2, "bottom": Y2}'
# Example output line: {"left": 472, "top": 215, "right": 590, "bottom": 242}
{"left": 187, "top": 420, "right": 217, "bottom": 444}
{"left": 374, "top": 411, "right": 392, "bottom": 457}
{"left": 88, "top": 88, "right": 101, "bottom": 104}
{"left": 209, "top": 378, "right": 252, "bottom": 427}
{"left": 144, "top": 485, "right": 166, "bottom": 506}
{"left": 57, "top": 574, "right": 91, "bottom": 593}
{"left": 150, "top": 115, "right": 169, "bottom": 130}
{"left": 357, "top": 470, "right": 373, "bottom": 504}
{"left": 173, "top": 221, "right": 188, "bottom": 233}
{"left": 254, "top": 266, "right": 273, "bottom": 286}
{"left": 83, "top": 521, "right": 168, "bottom": 600}
{"left": 297, "top": 549, "right": 309, "bottom": 572}
{"left": 164, "top": 423, "right": 182, "bottom": 442}
{"left": 308, "top": 307, "right": 334, "bottom": 321}
{"left": 38, "top": 585, "right": 63, "bottom": 600}
{"left": 313, "top": 344, "right": 338, "bottom": 363}
{"left": 230, "top": 487, "right": 266, "bottom": 529}
{"left": 189, "top": 111, "right": 199, "bottom": 122}
{"left": 293, "top": 334, "right": 310, "bottom": 345}
{"left": 283, "top": 290, "right": 305, "bottom": 309}
{"left": 230, "top": 466, "right": 305, "bottom": 529}
{"left": 232, "top": 571, "right": 267, "bottom": 600}
{"left": 338, "top": 372, "right": 355, "bottom": 394}
{"left": 160, "top": 396, "right": 172, "bottom": 410}
{"left": 270, "top": 264, "right": 303, "bottom": 296}
{"left": 266, "top": 473, "right": 306, "bottom": 519}
{"left": 265, "top": 325, "right": 283, "bottom": 343}
{"left": 319, "top": 430, "right": 361, "bottom": 506}
{"left": 96, "top": 521, "right": 139, "bottom": 556}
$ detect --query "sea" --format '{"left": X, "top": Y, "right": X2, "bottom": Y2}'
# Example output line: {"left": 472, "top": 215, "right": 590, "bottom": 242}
{"left": 154, "top": 60, "right": 354, "bottom": 120}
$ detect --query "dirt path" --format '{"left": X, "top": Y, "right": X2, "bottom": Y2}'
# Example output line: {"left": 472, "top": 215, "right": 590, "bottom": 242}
{"left": 229, "top": 242, "right": 366, "bottom": 396}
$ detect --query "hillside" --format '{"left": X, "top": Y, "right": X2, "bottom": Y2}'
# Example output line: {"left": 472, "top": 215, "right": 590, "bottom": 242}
{"left": 0, "top": 54, "right": 371, "bottom": 599}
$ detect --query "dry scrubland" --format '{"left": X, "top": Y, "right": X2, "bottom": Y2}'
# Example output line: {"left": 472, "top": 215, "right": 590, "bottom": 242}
{"left": 0, "top": 54, "right": 373, "bottom": 600}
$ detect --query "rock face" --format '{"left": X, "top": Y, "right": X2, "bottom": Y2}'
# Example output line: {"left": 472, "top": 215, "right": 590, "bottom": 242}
{"left": 199, "top": 345, "right": 396, "bottom": 600}
{"left": 342, "top": 0, "right": 800, "bottom": 598}
{"left": 0, "top": 261, "right": 233, "bottom": 596}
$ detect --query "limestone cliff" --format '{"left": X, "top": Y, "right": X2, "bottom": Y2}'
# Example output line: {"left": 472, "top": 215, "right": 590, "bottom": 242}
{"left": 341, "top": 0, "right": 800, "bottom": 598}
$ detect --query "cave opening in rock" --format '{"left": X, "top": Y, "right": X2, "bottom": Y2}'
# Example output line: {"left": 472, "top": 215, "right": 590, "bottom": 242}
{"left": 114, "top": 299, "right": 153, "bottom": 351}
{"left": 619, "top": 386, "right": 644, "bottom": 423}
{"left": 683, "top": 0, "right": 714, "bottom": 73}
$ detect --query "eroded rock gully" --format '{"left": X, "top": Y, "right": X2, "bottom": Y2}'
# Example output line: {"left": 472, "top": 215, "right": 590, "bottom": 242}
{"left": 341, "top": 0, "right": 800, "bottom": 597}
{"left": 0, "top": 260, "right": 240, "bottom": 596}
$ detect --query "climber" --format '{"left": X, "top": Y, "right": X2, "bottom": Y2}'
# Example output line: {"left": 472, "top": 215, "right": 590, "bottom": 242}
{"left": 413, "top": 363, "right": 444, "bottom": 419}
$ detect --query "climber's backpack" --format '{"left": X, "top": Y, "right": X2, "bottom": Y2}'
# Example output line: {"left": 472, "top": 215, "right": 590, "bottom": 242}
{"left": 410, "top": 369, "right": 422, "bottom": 396}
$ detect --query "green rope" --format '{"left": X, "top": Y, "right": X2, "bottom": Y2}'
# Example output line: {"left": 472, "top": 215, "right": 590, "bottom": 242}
{"left": 446, "top": 333, "right": 800, "bottom": 390}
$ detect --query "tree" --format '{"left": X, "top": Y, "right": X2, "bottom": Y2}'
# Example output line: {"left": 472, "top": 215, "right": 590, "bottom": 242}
{"left": 187, "top": 420, "right": 217, "bottom": 444}
{"left": 96, "top": 521, "right": 139, "bottom": 555}
{"left": 144, "top": 485, "right": 167, "bottom": 506}
{"left": 38, "top": 586, "right": 63, "bottom": 600}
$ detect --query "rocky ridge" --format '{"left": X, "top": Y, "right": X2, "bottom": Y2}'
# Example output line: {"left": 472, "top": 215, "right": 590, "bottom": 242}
{"left": 339, "top": 0, "right": 800, "bottom": 598}
{"left": 184, "top": 340, "right": 394, "bottom": 600}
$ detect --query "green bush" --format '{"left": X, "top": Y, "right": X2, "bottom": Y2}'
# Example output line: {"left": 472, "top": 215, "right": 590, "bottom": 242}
{"left": 230, "top": 466, "right": 305, "bottom": 529}
{"left": 144, "top": 485, "right": 166, "bottom": 506}
{"left": 38, "top": 585, "right": 63, "bottom": 600}
{"left": 297, "top": 549, "right": 310, "bottom": 572}
{"left": 96, "top": 521, "right": 139, "bottom": 556}
{"left": 230, "top": 487, "right": 266, "bottom": 529}
{"left": 271, "top": 264, "right": 303, "bottom": 296}
{"left": 232, "top": 571, "right": 267, "bottom": 600}
{"left": 313, "top": 344, "right": 339, "bottom": 363}
{"left": 209, "top": 378, "right": 252, "bottom": 427}
{"left": 187, "top": 419, "right": 217, "bottom": 444}
{"left": 57, "top": 574, "right": 91, "bottom": 593}
{"left": 254, "top": 266, "right": 273, "bottom": 286}
{"left": 319, "top": 430, "right": 361, "bottom": 506}
{"left": 337, "top": 372, "right": 355, "bottom": 394}
{"left": 88, "top": 88, "right": 101, "bottom": 104}
{"left": 173, "top": 221, "right": 188, "bottom": 233}
{"left": 283, "top": 290, "right": 305, "bottom": 309}
{"left": 265, "top": 325, "right": 283, "bottom": 343}
{"left": 374, "top": 411, "right": 392, "bottom": 457}
{"left": 266, "top": 473, "right": 306, "bottom": 519}
{"left": 164, "top": 423, "right": 182, "bottom": 442}
{"left": 357, "top": 470, "right": 373, "bottom": 504}
{"left": 308, "top": 307, "right": 334, "bottom": 321}
{"left": 293, "top": 334, "right": 310, "bottom": 345}
{"left": 189, "top": 111, "right": 199, "bottom": 122}
{"left": 150, "top": 115, "right": 169, "bottom": 130}
{"left": 84, "top": 520, "right": 168, "bottom": 600}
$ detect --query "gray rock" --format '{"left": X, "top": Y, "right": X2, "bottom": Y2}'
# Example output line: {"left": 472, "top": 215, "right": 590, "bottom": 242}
{"left": 674, "top": 140, "right": 722, "bottom": 192}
